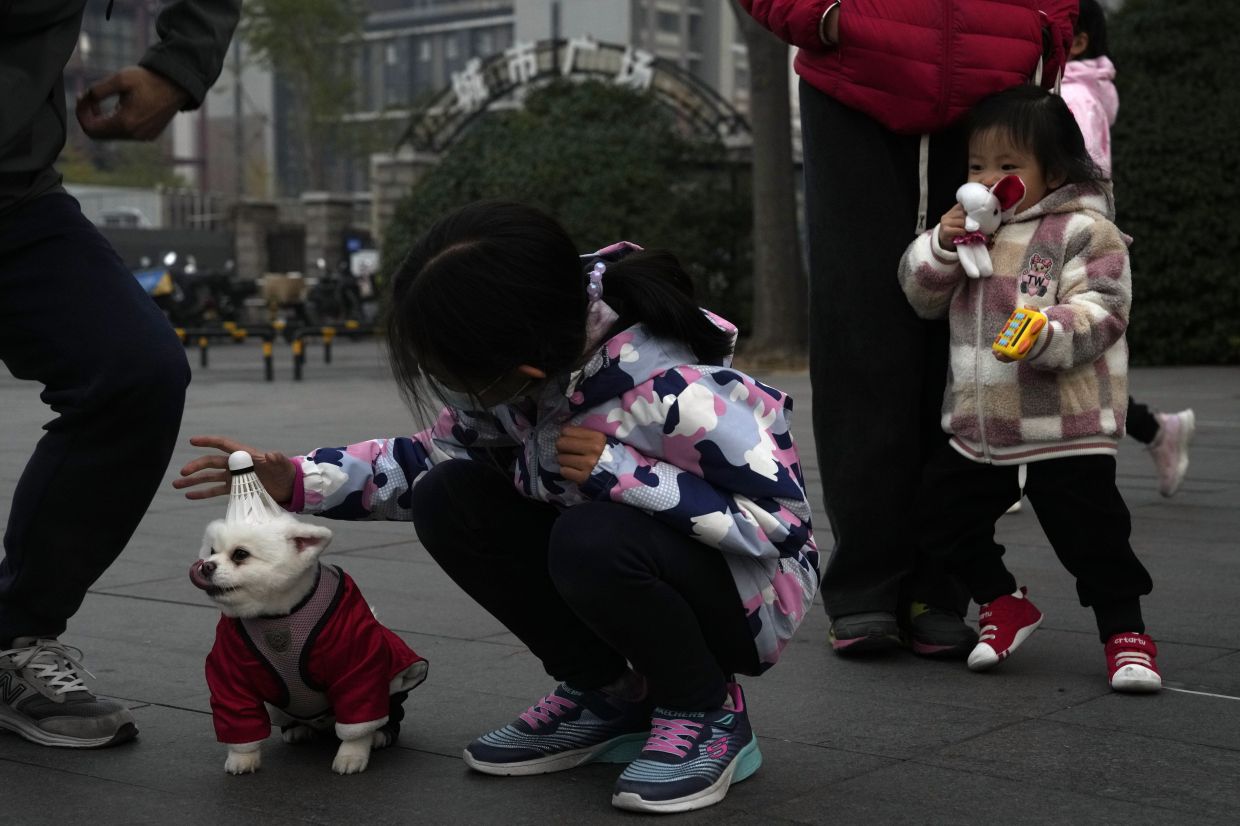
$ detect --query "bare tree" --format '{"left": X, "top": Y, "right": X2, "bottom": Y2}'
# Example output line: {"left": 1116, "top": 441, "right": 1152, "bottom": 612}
{"left": 731, "top": 2, "right": 808, "bottom": 368}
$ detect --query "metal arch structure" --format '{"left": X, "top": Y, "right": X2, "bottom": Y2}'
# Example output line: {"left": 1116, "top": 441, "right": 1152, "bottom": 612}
{"left": 394, "top": 38, "right": 751, "bottom": 155}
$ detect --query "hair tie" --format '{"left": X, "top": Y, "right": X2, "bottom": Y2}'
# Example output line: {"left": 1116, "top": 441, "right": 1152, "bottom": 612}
{"left": 586, "top": 261, "right": 606, "bottom": 303}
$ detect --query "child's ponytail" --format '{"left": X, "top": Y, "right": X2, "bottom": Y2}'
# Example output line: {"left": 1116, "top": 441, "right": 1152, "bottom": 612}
{"left": 597, "top": 250, "right": 735, "bottom": 365}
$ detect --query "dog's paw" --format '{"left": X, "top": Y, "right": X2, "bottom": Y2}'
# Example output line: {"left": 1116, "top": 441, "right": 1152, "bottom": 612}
{"left": 225, "top": 751, "right": 262, "bottom": 775}
{"left": 332, "top": 740, "right": 371, "bottom": 775}
{"left": 282, "top": 724, "right": 317, "bottom": 745}
{"left": 372, "top": 730, "right": 393, "bottom": 750}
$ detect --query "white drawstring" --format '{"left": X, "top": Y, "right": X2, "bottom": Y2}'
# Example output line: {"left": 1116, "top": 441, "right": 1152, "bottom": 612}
{"left": 915, "top": 133, "right": 930, "bottom": 235}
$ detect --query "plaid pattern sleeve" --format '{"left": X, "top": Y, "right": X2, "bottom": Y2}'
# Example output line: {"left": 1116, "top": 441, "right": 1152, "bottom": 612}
{"left": 1026, "top": 215, "right": 1131, "bottom": 372}
{"left": 899, "top": 228, "right": 965, "bottom": 321}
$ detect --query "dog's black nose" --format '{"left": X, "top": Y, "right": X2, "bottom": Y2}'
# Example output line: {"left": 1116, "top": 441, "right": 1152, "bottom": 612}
{"left": 201, "top": 560, "right": 217, "bottom": 576}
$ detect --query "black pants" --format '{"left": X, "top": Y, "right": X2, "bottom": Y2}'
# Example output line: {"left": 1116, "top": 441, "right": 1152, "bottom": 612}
{"left": 800, "top": 81, "right": 972, "bottom": 619}
{"left": 1127, "top": 396, "right": 1160, "bottom": 445}
{"left": 408, "top": 460, "right": 761, "bottom": 710}
{"left": 0, "top": 193, "right": 189, "bottom": 641}
{"left": 915, "top": 446, "right": 1152, "bottom": 641}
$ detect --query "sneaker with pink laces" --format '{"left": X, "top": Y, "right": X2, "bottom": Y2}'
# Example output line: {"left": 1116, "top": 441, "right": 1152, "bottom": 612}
{"left": 967, "top": 587, "right": 1043, "bottom": 672}
{"left": 1106, "top": 632, "right": 1162, "bottom": 693}
{"left": 1149, "top": 409, "right": 1195, "bottom": 497}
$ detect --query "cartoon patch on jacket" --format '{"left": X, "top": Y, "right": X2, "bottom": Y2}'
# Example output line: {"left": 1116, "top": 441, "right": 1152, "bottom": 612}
{"left": 1019, "top": 254, "right": 1056, "bottom": 297}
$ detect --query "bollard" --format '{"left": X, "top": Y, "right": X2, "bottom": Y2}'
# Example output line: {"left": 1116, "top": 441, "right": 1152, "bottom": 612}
{"left": 198, "top": 336, "right": 209, "bottom": 368}
{"left": 292, "top": 337, "right": 304, "bottom": 381}
{"left": 262, "top": 339, "right": 274, "bottom": 382}
{"left": 322, "top": 327, "right": 336, "bottom": 364}
{"left": 175, "top": 327, "right": 187, "bottom": 345}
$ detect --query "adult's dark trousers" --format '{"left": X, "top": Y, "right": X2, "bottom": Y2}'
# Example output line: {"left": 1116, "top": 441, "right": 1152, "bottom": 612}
{"left": 915, "top": 445, "right": 1152, "bottom": 641}
{"left": 799, "top": 81, "right": 973, "bottom": 619}
{"left": 0, "top": 192, "right": 189, "bottom": 642}
{"left": 408, "top": 459, "right": 761, "bottom": 711}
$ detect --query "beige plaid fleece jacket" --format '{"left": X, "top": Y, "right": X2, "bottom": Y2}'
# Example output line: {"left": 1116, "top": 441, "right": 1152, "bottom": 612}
{"left": 899, "top": 182, "right": 1130, "bottom": 466}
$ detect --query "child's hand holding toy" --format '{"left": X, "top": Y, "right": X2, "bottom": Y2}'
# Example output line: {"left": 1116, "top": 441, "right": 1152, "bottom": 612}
{"left": 992, "top": 307, "right": 1047, "bottom": 362}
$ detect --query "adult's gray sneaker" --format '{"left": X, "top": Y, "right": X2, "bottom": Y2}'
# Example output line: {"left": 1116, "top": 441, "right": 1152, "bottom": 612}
{"left": 0, "top": 637, "right": 137, "bottom": 748}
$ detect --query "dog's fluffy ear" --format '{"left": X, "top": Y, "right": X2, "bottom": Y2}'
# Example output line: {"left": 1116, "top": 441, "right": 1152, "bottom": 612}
{"left": 284, "top": 521, "right": 333, "bottom": 556}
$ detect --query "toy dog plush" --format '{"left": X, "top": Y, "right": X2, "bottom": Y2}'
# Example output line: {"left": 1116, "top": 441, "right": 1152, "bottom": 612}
{"left": 190, "top": 515, "right": 427, "bottom": 775}
{"left": 954, "top": 175, "right": 1026, "bottom": 278}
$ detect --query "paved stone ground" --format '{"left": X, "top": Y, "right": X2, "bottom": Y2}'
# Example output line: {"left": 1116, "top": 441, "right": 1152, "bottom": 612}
{"left": 2, "top": 340, "right": 1238, "bottom": 825}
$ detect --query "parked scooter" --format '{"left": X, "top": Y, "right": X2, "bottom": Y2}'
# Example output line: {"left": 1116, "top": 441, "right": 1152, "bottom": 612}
{"left": 304, "top": 257, "right": 363, "bottom": 325}
{"left": 134, "top": 252, "right": 255, "bottom": 328}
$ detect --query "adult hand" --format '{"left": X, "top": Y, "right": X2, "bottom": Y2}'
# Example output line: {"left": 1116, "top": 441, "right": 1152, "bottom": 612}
{"left": 173, "top": 436, "right": 298, "bottom": 504}
{"left": 76, "top": 66, "right": 190, "bottom": 140}
{"left": 556, "top": 426, "right": 607, "bottom": 485}
{"left": 939, "top": 204, "right": 967, "bottom": 249}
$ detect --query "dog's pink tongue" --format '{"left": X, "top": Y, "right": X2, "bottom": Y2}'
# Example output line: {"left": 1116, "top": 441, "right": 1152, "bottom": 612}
{"left": 188, "top": 560, "right": 213, "bottom": 591}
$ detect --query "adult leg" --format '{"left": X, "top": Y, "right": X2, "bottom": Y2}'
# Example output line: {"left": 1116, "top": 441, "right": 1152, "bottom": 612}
{"left": 1023, "top": 456, "right": 1152, "bottom": 640}
{"left": 0, "top": 192, "right": 187, "bottom": 748}
{"left": 547, "top": 503, "right": 760, "bottom": 711}
{"left": 800, "top": 82, "right": 969, "bottom": 621}
{"left": 407, "top": 459, "right": 629, "bottom": 689}
{"left": 0, "top": 193, "right": 189, "bottom": 641}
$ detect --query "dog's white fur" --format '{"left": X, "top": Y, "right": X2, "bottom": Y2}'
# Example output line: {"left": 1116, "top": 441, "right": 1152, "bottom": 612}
{"left": 193, "top": 515, "right": 394, "bottom": 776}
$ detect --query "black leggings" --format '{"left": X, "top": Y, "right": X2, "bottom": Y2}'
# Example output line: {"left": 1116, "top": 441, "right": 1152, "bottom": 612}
{"left": 408, "top": 460, "right": 761, "bottom": 710}
{"left": 915, "top": 447, "right": 1152, "bottom": 641}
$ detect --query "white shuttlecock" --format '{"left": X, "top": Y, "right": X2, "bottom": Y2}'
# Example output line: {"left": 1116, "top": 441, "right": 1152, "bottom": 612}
{"left": 225, "top": 450, "right": 286, "bottom": 526}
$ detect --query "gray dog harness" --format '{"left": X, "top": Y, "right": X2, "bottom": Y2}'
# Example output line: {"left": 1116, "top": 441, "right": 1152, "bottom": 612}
{"left": 239, "top": 564, "right": 342, "bottom": 721}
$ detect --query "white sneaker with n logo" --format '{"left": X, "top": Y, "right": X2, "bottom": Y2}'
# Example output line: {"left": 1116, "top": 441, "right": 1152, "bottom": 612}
{"left": 0, "top": 638, "right": 137, "bottom": 748}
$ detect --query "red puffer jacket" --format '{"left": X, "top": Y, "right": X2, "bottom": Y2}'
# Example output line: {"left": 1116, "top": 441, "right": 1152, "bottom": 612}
{"left": 742, "top": 0, "right": 1078, "bottom": 135}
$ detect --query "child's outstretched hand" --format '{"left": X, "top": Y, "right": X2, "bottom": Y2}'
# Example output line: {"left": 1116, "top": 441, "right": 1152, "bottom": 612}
{"left": 173, "top": 435, "right": 298, "bottom": 504}
{"left": 939, "top": 204, "right": 967, "bottom": 248}
{"left": 556, "top": 426, "right": 607, "bottom": 485}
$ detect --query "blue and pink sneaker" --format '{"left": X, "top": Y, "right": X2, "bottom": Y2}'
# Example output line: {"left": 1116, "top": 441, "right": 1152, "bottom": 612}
{"left": 463, "top": 682, "right": 651, "bottom": 775}
{"left": 611, "top": 682, "right": 762, "bottom": 813}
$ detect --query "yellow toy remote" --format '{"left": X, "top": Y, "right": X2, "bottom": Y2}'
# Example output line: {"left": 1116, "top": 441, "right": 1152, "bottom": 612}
{"left": 992, "top": 308, "right": 1047, "bottom": 359}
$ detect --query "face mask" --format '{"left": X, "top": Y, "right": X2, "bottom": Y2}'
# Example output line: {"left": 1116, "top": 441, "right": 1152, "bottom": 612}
{"left": 433, "top": 377, "right": 535, "bottom": 412}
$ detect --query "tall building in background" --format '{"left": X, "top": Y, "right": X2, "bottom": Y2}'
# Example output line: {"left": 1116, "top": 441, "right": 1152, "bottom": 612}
{"left": 275, "top": 0, "right": 517, "bottom": 196}
{"left": 513, "top": 0, "right": 752, "bottom": 115}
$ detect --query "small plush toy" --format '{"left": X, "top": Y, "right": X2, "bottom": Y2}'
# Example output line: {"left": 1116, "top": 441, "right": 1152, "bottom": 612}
{"left": 954, "top": 175, "right": 1026, "bottom": 279}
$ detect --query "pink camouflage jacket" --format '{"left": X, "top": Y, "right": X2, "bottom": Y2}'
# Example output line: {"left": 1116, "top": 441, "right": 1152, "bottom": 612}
{"left": 285, "top": 299, "right": 819, "bottom": 671}
{"left": 898, "top": 181, "right": 1131, "bottom": 466}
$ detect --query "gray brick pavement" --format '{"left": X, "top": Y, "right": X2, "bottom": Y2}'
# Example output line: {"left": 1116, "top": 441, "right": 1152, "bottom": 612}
{"left": 2, "top": 341, "right": 1238, "bottom": 824}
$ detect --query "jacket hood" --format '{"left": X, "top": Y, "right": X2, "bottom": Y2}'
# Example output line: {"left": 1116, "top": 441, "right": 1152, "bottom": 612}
{"left": 1063, "top": 57, "right": 1119, "bottom": 125}
{"left": 565, "top": 301, "right": 738, "bottom": 413}
{"left": 1009, "top": 180, "right": 1115, "bottom": 223}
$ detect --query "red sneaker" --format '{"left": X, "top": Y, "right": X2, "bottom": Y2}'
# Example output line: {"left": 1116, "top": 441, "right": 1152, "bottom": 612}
{"left": 1106, "top": 632, "right": 1162, "bottom": 693}
{"left": 967, "top": 587, "right": 1043, "bottom": 672}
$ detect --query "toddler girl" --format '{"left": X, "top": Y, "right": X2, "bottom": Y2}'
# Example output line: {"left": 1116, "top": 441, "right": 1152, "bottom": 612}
{"left": 898, "top": 85, "right": 1160, "bottom": 693}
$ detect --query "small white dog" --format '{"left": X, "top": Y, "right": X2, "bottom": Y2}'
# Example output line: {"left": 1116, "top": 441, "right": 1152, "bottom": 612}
{"left": 190, "top": 514, "right": 427, "bottom": 775}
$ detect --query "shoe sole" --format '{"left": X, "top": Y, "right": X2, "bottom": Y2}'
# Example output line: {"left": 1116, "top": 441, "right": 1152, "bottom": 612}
{"left": 830, "top": 630, "right": 902, "bottom": 655}
{"left": 0, "top": 707, "right": 138, "bottom": 749}
{"left": 911, "top": 639, "right": 977, "bottom": 659}
{"left": 463, "top": 731, "right": 646, "bottom": 776}
{"left": 1111, "top": 665, "right": 1162, "bottom": 693}
{"left": 611, "top": 737, "right": 762, "bottom": 813}
{"left": 967, "top": 616, "right": 1043, "bottom": 672}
